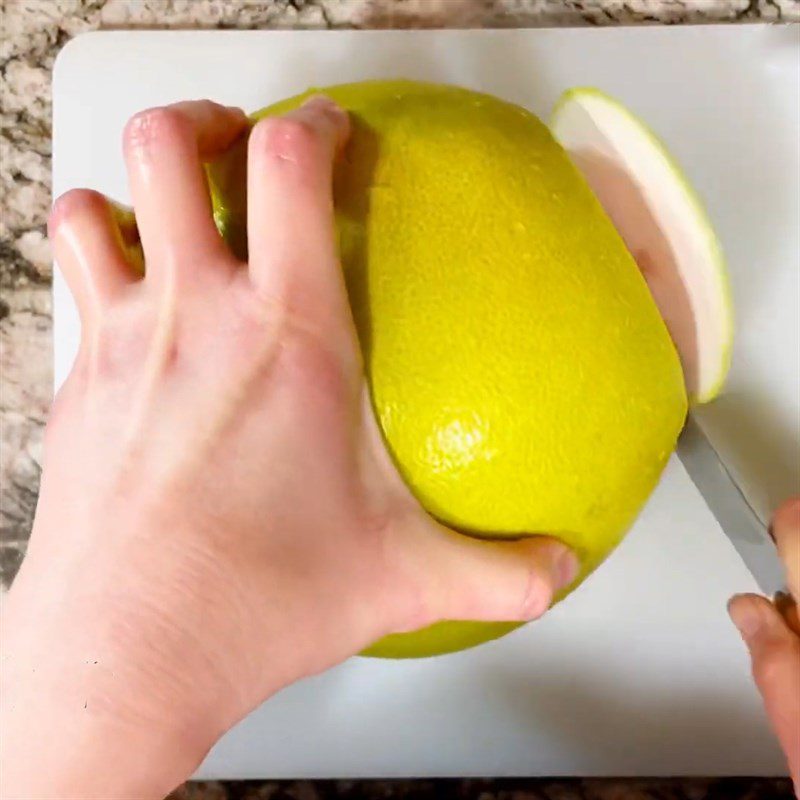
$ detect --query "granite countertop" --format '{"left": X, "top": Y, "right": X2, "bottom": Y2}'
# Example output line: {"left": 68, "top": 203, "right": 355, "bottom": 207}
{"left": 1, "top": 1, "right": 798, "bottom": 799}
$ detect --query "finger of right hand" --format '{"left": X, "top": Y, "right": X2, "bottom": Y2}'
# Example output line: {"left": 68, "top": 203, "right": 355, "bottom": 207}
{"left": 772, "top": 496, "right": 800, "bottom": 602}
{"left": 729, "top": 593, "right": 800, "bottom": 787}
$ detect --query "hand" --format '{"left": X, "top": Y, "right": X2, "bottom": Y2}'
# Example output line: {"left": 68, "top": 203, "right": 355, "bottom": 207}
{"left": 729, "top": 497, "right": 800, "bottom": 792}
{"left": 0, "top": 97, "right": 578, "bottom": 800}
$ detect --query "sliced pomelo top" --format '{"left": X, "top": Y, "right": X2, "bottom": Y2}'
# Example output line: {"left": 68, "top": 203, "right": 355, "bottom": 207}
{"left": 551, "top": 87, "right": 733, "bottom": 405}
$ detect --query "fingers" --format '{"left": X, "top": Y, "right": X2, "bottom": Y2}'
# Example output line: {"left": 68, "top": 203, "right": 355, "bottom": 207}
{"left": 246, "top": 96, "right": 351, "bottom": 318}
{"left": 729, "top": 593, "right": 800, "bottom": 786}
{"left": 49, "top": 189, "right": 136, "bottom": 325}
{"left": 123, "top": 100, "right": 247, "bottom": 275}
{"left": 772, "top": 497, "right": 800, "bottom": 602}
{"left": 396, "top": 518, "right": 580, "bottom": 628}
{"left": 727, "top": 498, "right": 800, "bottom": 786}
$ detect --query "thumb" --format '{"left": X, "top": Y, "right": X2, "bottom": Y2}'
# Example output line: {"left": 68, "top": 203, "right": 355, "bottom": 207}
{"left": 395, "top": 517, "right": 580, "bottom": 630}
{"left": 729, "top": 593, "right": 800, "bottom": 787}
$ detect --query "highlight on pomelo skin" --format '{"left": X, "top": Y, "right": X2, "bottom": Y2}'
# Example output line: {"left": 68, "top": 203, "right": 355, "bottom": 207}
{"left": 551, "top": 87, "right": 733, "bottom": 405}
{"left": 208, "top": 81, "right": 689, "bottom": 658}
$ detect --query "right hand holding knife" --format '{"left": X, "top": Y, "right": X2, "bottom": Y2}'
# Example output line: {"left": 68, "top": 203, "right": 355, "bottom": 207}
{"left": 729, "top": 497, "right": 800, "bottom": 794}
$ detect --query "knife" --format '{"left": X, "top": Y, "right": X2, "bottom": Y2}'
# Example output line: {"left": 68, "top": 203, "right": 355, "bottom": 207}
{"left": 677, "top": 414, "right": 787, "bottom": 597}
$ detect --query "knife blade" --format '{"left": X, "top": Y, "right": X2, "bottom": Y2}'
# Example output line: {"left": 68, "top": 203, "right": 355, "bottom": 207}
{"left": 677, "top": 414, "right": 786, "bottom": 596}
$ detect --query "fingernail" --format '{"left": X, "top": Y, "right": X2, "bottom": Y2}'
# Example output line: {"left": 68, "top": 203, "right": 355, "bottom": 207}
{"left": 551, "top": 545, "right": 580, "bottom": 591}
{"left": 728, "top": 595, "right": 765, "bottom": 639}
{"left": 303, "top": 94, "right": 347, "bottom": 119}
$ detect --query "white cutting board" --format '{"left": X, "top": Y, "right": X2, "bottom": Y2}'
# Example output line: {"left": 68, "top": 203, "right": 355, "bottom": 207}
{"left": 52, "top": 27, "right": 799, "bottom": 778}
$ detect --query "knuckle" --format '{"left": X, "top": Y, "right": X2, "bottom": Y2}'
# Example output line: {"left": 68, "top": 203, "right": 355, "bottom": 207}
{"left": 230, "top": 277, "right": 289, "bottom": 344}
{"left": 250, "top": 115, "right": 318, "bottom": 164}
{"left": 90, "top": 300, "right": 171, "bottom": 378}
{"left": 386, "top": 556, "right": 439, "bottom": 634}
{"left": 350, "top": 514, "right": 431, "bottom": 635}
{"left": 237, "top": 279, "right": 351, "bottom": 391}
{"left": 752, "top": 639, "right": 799, "bottom": 686}
{"left": 518, "top": 568, "right": 554, "bottom": 621}
{"left": 124, "top": 106, "right": 186, "bottom": 154}
{"left": 277, "top": 333, "right": 348, "bottom": 398}
{"left": 752, "top": 652, "right": 782, "bottom": 687}
{"left": 396, "top": 585, "right": 436, "bottom": 633}
{"left": 42, "top": 378, "right": 78, "bottom": 451}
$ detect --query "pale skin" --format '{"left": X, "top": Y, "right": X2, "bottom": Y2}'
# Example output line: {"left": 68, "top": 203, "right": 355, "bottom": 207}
{"left": 0, "top": 97, "right": 797, "bottom": 799}
{"left": 729, "top": 498, "right": 800, "bottom": 793}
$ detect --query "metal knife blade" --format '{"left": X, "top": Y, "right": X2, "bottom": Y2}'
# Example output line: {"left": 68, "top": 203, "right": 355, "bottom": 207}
{"left": 677, "top": 414, "right": 786, "bottom": 596}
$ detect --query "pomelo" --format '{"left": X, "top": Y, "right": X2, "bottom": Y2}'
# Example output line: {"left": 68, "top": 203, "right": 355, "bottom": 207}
{"left": 208, "top": 81, "right": 689, "bottom": 658}
{"left": 551, "top": 88, "right": 733, "bottom": 404}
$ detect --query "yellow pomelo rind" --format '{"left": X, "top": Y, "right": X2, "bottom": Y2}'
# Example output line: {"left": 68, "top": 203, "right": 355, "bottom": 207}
{"left": 209, "top": 81, "right": 688, "bottom": 658}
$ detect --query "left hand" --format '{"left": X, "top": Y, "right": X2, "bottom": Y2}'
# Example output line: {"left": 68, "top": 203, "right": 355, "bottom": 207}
{"left": 0, "top": 98, "right": 577, "bottom": 800}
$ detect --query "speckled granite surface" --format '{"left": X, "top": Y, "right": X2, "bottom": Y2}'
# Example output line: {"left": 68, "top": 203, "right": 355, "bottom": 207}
{"left": 165, "top": 777, "right": 796, "bottom": 799}
{"left": 1, "top": 1, "right": 798, "bottom": 798}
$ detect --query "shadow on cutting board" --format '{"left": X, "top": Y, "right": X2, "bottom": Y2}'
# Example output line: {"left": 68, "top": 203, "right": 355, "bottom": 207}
{"left": 493, "top": 667, "right": 784, "bottom": 775}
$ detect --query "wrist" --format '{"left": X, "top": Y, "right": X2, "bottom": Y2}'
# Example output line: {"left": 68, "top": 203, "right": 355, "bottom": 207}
{"left": 1, "top": 561, "right": 221, "bottom": 800}
{"left": 0, "top": 649, "right": 214, "bottom": 800}
{"left": 1, "top": 696, "right": 207, "bottom": 800}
